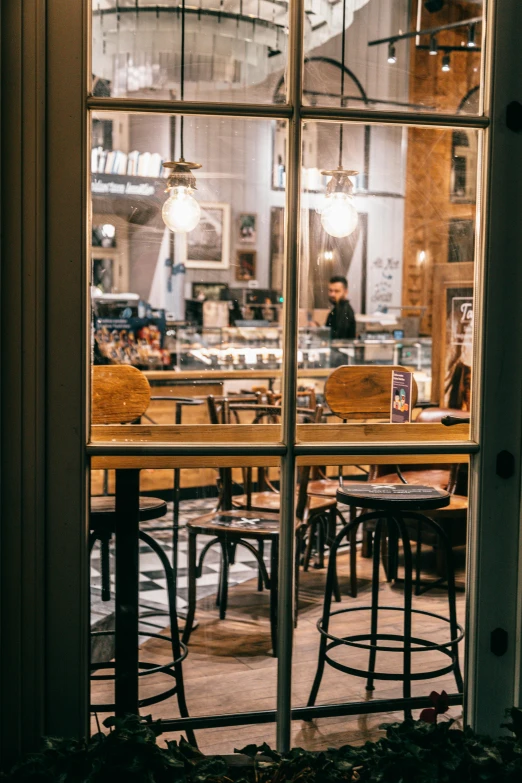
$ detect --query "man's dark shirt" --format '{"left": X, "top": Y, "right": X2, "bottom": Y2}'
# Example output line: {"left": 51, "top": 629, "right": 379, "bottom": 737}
{"left": 326, "top": 298, "right": 356, "bottom": 340}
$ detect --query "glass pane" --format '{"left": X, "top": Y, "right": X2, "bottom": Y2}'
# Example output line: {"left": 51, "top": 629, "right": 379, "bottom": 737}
{"left": 291, "top": 462, "right": 467, "bottom": 749}
{"left": 91, "top": 0, "right": 288, "bottom": 104}
{"left": 90, "top": 112, "right": 286, "bottom": 443}
{"left": 296, "top": 0, "right": 483, "bottom": 114}
{"left": 90, "top": 464, "right": 281, "bottom": 750}
{"left": 298, "top": 121, "right": 477, "bottom": 438}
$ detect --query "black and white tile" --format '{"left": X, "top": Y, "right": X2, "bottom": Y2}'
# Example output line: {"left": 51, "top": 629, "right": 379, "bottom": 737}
{"left": 90, "top": 498, "right": 273, "bottom": 643}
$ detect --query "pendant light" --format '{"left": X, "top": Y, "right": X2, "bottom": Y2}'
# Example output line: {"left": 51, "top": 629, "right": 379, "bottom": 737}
{"left": 319, "top": 0, "right": 358, "bottom": 239}
{"left": 162, "top": 0, "right": 201, "bottom": 233}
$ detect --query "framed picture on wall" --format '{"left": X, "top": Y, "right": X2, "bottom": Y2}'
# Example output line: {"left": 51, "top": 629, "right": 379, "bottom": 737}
{"left": 235, "top": 249, "right": 257, "bottom": 281}
{"left": 432, "top": 262, "right": 474, "bottom": 408}
{"left": 185, "top": 202, "right": 230, "bottom": 269}
{"left": 238, "top": 213, "right": 257, "bottom": 244}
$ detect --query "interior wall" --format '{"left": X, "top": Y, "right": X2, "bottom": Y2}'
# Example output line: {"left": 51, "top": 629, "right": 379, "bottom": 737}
{"left": 402, "top": 0, "right": 480, "bottom": 334}
{"left": 97, "top": 0, "right": 414, "bottom": 315}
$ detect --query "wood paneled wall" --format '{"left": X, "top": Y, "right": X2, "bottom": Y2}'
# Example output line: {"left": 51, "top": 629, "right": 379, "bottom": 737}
{"left": 402, "top": 1, "right": 481, "bottom": 334}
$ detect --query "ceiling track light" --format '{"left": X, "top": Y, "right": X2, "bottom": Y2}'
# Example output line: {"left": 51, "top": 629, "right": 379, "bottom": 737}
{"left": 467, "top": 24, "right": 477, "bottom": 48}
{"left": 429, "top": 35, "right": 438, "bottom": 55}
{"left": 442, "top": 53, "right": 451, "bottom": 72}
{"left": 387, "top": 41, "right": 397, "bottom": 64}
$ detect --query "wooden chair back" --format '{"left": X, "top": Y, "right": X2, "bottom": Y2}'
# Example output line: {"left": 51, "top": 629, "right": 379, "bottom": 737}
{"left": 92, "top": 365, "right": 151, "bottom": 424}
{"left": 207, "top": 396, "right": 322, "bottom": 516}
{"left": 324, "top": 365, "right": 418, "bottom": 421}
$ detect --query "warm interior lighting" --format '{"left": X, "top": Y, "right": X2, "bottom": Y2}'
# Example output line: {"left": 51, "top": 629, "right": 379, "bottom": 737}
{"left": 442, "top": 53, "right": 451, "bottom": 72}
{"left": 387, "top": 42, "right": 397, "bottom": 64}
{"left": 162, "top": 160, "right": 202, "bottom": 233}
{"left": 467, "top": 24, "right": 477, "bottom": 48}
{"left": 161, "top": 0, "right": 201, "bottom": 234}
{"left": 429, "top": 36, "right": 438, "bottom": 55}
{"left": 320, "top": 168, "right": 359, "bottom": 238}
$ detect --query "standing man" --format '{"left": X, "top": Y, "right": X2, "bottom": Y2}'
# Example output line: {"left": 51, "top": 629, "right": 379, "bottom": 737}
{"left": 326, "top": 275, "right": 356, "bottom": 340}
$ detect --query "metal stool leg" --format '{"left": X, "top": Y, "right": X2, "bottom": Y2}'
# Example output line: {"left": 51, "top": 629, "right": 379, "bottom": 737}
{"left": 349, "top": 506, "right": 358, "bottom": 597}
{"left": 415, "top": 518, "right": 422, "bottom": 596}
{"left": 269, "top": 537, "right": 279, "bottom": 656}
{"left": 139, "top": 530, "right": 197, "bottom": 747}
{"left": 257, "top": 540, "right": 264, "bottom": 591}
{"left": 396, "top": 513, "right": 413, "bottom": 720}
{"left": 182, "top": 528, "right": 197, "bottom": 644}
{"left": 366, "top": 520, "right": 383, "bottom": 692}
{"left": 308, "top": 518, "right": 360, "bottom": 708}
{"left": 218, "top": 539, "right": 230, "bottom": 620}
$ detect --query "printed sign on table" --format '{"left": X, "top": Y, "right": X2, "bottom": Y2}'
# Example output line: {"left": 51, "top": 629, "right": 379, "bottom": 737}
{"left": 390, "top": 370, "right": 412, "bottom": 423}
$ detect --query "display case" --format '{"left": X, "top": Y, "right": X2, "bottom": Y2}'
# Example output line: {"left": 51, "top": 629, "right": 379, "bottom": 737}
{"left": 166, "top": 325, "right": 332, "bottom": 371}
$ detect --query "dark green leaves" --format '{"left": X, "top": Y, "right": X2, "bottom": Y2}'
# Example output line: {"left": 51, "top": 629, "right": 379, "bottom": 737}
{"left": 4, "top": 707, "right": 522, "bottom": 782}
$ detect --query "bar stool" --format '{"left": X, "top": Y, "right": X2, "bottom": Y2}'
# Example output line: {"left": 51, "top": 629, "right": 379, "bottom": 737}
{"left": 89, "top": 497, "right": 196, "bottom": 747}
{"left": 90, "top": 365, "right": 195, "bottom": 743}
{"left": 308, "top": 482, "right": 464, "bottom": 719}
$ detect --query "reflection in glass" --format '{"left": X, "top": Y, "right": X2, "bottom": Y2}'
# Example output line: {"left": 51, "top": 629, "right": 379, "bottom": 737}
{"left": 296, "top": 0, "right": 483, "bottom": 114}
{"left": 91, "top": 0, "right": 288, "bottom": 104}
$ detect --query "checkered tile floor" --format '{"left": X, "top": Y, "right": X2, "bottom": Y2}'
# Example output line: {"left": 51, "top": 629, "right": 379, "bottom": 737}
{"left": 90, "top": 498, "right": 274, "bottom": 640}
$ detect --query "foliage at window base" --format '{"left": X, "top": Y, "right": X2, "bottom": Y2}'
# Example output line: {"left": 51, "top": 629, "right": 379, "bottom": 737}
{"left": 3, "top": 707, "right": 522, "bottom": 783}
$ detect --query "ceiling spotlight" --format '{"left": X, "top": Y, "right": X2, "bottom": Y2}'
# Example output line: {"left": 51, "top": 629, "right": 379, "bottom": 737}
{"left": 424, "top": 0, "right": 444, "bottom": 11}
{"left": 442, "top": 53, "right": 451, "bottom": 72}
{"left": 429, "top": 35, "right": 438, "bottom": 55}
{"left": 467, "top": 24, "right": 477, "bottom": 48}
{"left": 387, "top": 42, "right": 397, "bottom": 64}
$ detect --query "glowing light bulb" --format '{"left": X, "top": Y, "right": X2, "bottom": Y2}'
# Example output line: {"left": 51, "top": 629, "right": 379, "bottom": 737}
{"left": 162, "top": 186, "right": 201, "bottom": 233}
{"left": 320, "top": 192, "right": 358, "bottom": 238}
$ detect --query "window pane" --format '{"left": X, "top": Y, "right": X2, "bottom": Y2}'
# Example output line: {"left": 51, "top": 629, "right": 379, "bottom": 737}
{"left": 91, "top": 0, "right": 288, "bottom": 104}
{"left": 90, "top": 112, "right": 286, "bottom": 443}
{"left": 298, "top": 121, "right": 478, "bottom": 439}
{"left": 291, "top": 461, "right": 467, "bottom": 749}
{"left": 296, "top": 0, "right": 483, "bottom": 114}
{"left": 90, "top": 465, "right": 281, "bottom": 749}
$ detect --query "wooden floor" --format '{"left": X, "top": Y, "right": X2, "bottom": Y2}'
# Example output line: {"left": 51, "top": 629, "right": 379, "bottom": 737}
{"left": 91, "top": 543, "right": 466, "bottom": 754}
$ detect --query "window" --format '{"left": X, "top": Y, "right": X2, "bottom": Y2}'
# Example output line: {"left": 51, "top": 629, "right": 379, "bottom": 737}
{"left": 86, "top": 0, "right": 487, "bottom": 752}
{"left": 6, "top": 0, "right": 518, "bottom": 758}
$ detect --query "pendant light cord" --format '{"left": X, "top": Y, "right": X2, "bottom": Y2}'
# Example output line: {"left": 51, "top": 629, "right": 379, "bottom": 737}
{"left": 338, "top": 0, "right": 346, "bottom": 168}
{"left": 180, "top": 0, "right": 186, "bottom": 160}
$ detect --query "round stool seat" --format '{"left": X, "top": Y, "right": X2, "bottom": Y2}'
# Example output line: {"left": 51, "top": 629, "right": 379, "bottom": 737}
{"left": 90, "top": 495, "right": 168, "bottom": 525}
{"left": 336, "top": 482, "right": 450, "bottom": 511}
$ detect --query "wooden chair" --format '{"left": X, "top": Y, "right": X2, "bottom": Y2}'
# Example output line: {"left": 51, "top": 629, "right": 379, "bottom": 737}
{"left": 320, "top": 365, "right": 467, "bottom": 592}
{"left": 181, "top": 402, "right": 340, "bottom": 655}
{"left": 208, "top": 398, "right": 340, "bottom": 577}
{"left": 90, "top": 366, "right": 195, "bottom": 742}
{"left": 304, "top": 366, "right": 419, "bottom": 594}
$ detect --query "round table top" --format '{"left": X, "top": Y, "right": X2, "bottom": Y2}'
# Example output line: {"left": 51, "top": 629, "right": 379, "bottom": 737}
{"left": 336, "top": 482, "right": 450, "bottom": 511}
{"left": 187, "top": 509, "right": 282, "bottom": 538}
{"left": 90, "top": 495, "right": 168, "bottom": 522}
